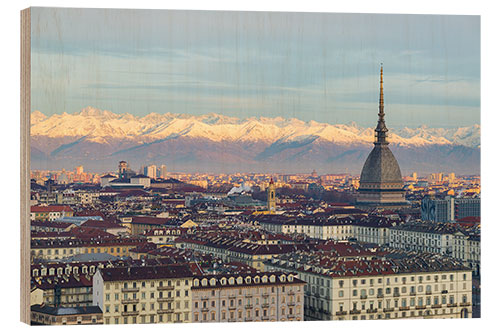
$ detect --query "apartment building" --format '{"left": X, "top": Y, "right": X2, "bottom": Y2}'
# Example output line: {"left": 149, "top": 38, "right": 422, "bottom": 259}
{"left": 256, "top": 214, "right": 400, "bottom": 245}
{"left": 31, "top": 238, "right": 147, "bottom": 261}
{"left": 265, "top": 252, "right": 473, "bottom": 320}
{"left": 93, "top": 265, "right": 193, "bottom": 325}
{"left": 31, "top": 304, "right": 103, "bottom": 325}
{"left": 31, "top": 205, "right": 74, "bottom": 221}
{"left": 175, "top": 234, "right": 314, "bottom": 271}
{"left": 256, "top": 215, "right": 356, "bottom": 240}
{"left": 31, "top": 275, "right": 93, "bottom": 307}
{"left": 453, "top": 232, "right": 480, "bottom": 274}
{"left": 191, "top": 272, "right": 305, "bottom": 323}
{"left": 388, "top": 222, "right": 456, "bottom": 255}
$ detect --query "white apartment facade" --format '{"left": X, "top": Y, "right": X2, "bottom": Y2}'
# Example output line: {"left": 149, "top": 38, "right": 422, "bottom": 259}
{"left": 389, "top": 224, "right": 455, "bottom": 255}
{"left": 265, "top": 256, "right": 473, "bottom": 320}
{"left": 93, "top": 265, "right": 193, "bottom": 325}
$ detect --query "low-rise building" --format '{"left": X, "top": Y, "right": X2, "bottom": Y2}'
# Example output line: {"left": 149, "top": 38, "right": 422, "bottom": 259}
{"left": 31, "top": 304, "right": 103, "bottom": 325}
{"left": 31, "top": 205, "right": 74, "bottom": 221}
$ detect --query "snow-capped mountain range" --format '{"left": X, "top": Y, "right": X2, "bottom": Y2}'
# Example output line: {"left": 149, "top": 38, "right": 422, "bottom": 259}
{"left": 31, "top": 107, "right": 480, "bottom": 148}
{"left": 30, "top": 107, "right": 480, "bottom": 174}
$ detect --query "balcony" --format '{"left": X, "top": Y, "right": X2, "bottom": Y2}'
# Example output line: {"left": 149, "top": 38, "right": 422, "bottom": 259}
{"left": 425, "top": 291, "right": 432, "bottom": 295}
{"left": 350, "top": 310, "right": 361, "bottom": 315}
{"left": 121, "top": 311, "right": 139, "bottom": 316}
{"left": 335, "top": 311, "right": 347, "bottom": 316}
{"left": 360, "top": 295, "right": 367, "bottom": 299}
{"left": 399, "top": 306, "right": 410, "bottom": 311}
{"left": 245, "top": 295, "right": 253, "bottom": 298}
{"left": 287, "top": 314, "right": 295, "bottom": 319}
{"left": 262, "top": 316, "right": 269, "bottom": 321}
{"left": 121, "top": 287, "right": 139, "bottom": 293}
{"left": 245, "top": 304, "right": 253, "bottom": 309}
{"left": 287, "top": 291, "right": 295, "bottom": 296}
{"left": 431, "top": 304, "right": 441, "bottom": 309}
{"left": 367, "top": 309, "right": 378, "bottom": 313}
{"left": 262, "top": 292, "right": 269, "bottom": 297}
{"left": 288, "top": 302, "right": 296, "bottom": 307}
{"left": 157, "top": 309, "right": 174, "bottom": 314}
{"left": 447, "top": 303, "right": 457, "bottom": 308}
{"left": 460, "top": 302, "right": 471, "bottom": 307}
{"left": 157, "top": 285, "right": 174, "bottom": 291}
{"left": 262, "top": 303, "right": 270, "bottom": 308}
{"left": 393, "top": 293, "right": 400, "bottom": 297}
{"left": 201, "top": 307, "right": 209, "bottom": 312}
{"left": 228, "top": 318, "right": 237, "bottom": 322}
{"left": 441, "top": 290, "right": 448, "bottom": 294}
{"left": 415, "top": 306, "right": 426, "bottom": 310}
{"left": 229, "top": 295, "right": 236, "bottom": 299}
{"left": 158, "top": 297, "right": 174, "bottom": 302}
{"left": 383, "top": 308, "right": 394, "bottom": 313}
{"left": 245, "top": 318, "right": 253, "bottom": 322}
{"left": 409, "top": 292, "right": 416, "bottom": 296}
{"left": 121, "top": 299, "right": 139, "bottom": 304}
{"left": 376, "top": 294, "right": 384, "bottom": 298}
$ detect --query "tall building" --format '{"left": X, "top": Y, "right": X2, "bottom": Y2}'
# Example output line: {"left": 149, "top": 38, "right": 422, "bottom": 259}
{"left": 448, "top": 172, "right": 456, "bottom": 183}
{"left": 421, "top": 195, "right": 480, "bottom": 222}
{"left": 145, "top": 165, "right": 157, "bottom": 180}
{"left": 421, "top": 195, "right": 455, "bottom": 222}
{"left": 356, "top": 66, "right": 407, "bottom": 209}
{"left": 267, "top": 178, "right": 276, "bottom": 212}
{"left": 75, "top": 165, "right": 84, "bottom": 175}
{"left": 160, "top": 165, "right": 168, "bottom": 179}
{"left": 454, "top": 197, "right": 480, "bottom": 220}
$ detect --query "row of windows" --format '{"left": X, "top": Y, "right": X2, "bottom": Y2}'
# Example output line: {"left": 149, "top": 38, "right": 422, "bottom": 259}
{"left": 336, "top": 273, "right": 467, "bottom": 287}
{"left": 104, "top": 289, "right": 189, "bottom": 301}
{"left": 194, "top": 295, "right": 299, "bottom": 308}
{"left": 340, "top": 283, "right": 468, "bottom": 297}
{"left": 193, "top": 306, "right": 299, "bottom": 321}
{"left": 338, "top": 294, "right": 467, "bottom": 311}
{"left": 32, "top": 266, "right": 95, "bottom": 276}
{"left": 106, "top": 279, "right": 190, "bottom": 290}
{"left": 105, "top": 312, "right": 189, "bottom": 324}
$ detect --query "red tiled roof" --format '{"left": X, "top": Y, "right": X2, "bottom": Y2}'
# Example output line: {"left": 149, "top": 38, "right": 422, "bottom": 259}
{"left": 99, "top": 264, "right": 194, "bottom": 281}
{"left": 31, "top": 205, "right": 73, "bottom": 213}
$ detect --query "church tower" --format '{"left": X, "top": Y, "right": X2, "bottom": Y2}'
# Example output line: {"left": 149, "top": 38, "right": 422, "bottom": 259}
{"left": 267, "top": 177, "right": 276, "bottom": 212}
{"left": 356, "top": 65, "right": 408, "bottom": 209}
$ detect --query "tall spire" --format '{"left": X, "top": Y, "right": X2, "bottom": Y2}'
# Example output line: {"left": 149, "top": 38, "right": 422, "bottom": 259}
{"left": 375, "top": 63, "right": 388, "bottom": 145}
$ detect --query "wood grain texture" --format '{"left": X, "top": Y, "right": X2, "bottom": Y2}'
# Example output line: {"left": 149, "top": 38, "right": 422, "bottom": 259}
{"left": 20, "top": 7, "right": 31, "bottom": 325}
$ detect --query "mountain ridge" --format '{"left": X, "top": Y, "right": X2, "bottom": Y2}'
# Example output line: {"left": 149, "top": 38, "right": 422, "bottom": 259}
{"left": 30, "top": 107, "right": 480, "bottom": 174}
{"left": 31, "top": 107, "right": 480, "bottom": 148}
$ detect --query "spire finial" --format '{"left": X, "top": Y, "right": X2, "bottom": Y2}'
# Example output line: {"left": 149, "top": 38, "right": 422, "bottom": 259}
{"left": 375, "top": 63, "right": 388, "bottom": 145}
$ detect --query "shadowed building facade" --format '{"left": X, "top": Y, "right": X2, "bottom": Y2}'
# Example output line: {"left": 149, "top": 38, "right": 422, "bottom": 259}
{"left": 356, "top": 66, "right": 408, "bottom": 210}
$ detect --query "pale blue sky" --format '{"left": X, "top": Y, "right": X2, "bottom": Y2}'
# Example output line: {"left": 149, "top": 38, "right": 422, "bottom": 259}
{"left": 31, "top": 7, "right": 480, "bottom": 128}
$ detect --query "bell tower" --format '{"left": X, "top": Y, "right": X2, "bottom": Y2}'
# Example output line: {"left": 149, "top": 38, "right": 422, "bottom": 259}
{"left": 267, "top": 177, "right": 276, "bottom": 212}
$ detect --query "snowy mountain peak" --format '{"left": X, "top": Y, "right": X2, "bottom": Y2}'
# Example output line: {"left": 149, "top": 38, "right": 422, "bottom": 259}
{"left": 30, "top": 108, "right": 480, "bottom": 148}
{"left": 31, "top": 110, "right": 47, "bottom": 125}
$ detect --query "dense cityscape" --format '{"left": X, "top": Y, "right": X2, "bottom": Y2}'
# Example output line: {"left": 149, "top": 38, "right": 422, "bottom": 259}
{"left": 29, "top": 68, "right": 480, "bottom": 325}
